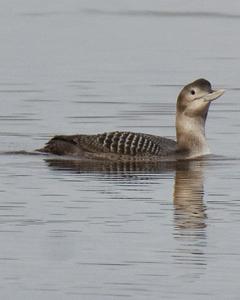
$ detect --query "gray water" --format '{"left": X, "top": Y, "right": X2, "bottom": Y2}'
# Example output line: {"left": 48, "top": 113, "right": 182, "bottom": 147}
{"left": 1, "top": 1, "right": 240, "bottom": 299}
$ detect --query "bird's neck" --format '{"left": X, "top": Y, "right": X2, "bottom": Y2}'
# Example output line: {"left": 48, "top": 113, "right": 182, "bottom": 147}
{"left": 176, "top": 113, "right": 210, "bottom": 157}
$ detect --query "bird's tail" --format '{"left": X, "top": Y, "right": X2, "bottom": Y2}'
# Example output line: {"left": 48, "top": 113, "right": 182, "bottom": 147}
{"left": 36, "top": 135, "right": 80, "bottom": 156}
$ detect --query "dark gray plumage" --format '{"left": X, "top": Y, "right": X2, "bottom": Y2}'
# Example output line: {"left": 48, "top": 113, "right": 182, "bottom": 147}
{"left": 37, "top": 78, "right": 224, "bottom": 161}
{"left": 39, "top": 131, "right": 177, "bottom": 160}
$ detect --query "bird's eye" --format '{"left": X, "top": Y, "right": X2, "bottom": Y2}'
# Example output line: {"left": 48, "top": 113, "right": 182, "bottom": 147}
{"left": 190, "top": 90, "right": 195, "bottom": 95}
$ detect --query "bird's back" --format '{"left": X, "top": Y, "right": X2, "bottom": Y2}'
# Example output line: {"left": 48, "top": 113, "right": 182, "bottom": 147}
{"left": 38, "top": 131, "right": 177, "bottom": 161}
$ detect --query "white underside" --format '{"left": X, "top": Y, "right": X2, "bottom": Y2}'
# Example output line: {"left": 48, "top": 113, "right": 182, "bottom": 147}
{"left": 186, "top": 147, "right": 211, "bottom": 159}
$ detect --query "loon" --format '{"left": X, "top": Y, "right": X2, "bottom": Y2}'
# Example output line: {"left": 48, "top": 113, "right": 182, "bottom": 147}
{"left": 38, "top": 79, "right": 224, "bottom": 161}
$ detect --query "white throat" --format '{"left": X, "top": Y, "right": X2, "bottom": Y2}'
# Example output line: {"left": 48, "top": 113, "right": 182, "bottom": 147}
{"left": 176, "top": 114, "right": 210, "bottom": 158}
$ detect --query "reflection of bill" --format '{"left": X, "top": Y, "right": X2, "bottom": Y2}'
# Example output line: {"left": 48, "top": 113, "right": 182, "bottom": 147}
{"left": 174, "top": 160, "right": 207, "bottom": 231}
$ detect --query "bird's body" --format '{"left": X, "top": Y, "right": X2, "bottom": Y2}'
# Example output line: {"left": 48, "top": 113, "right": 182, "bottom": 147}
{"left": 40, "top": 131, "right": 177, "bottom": 161}
{"left": 38, "top": 79, "right": 224, "bottom": 161}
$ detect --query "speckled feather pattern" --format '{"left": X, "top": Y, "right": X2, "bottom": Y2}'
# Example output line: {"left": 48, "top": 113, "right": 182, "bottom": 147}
{"left": 42, "top": 131, "right": 177, "bottom": 158}
{"left": 38, "top": 79, "right": 224, "bottom": 161}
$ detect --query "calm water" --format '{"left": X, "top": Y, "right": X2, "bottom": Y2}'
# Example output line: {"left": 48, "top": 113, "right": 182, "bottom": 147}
{"left": 1, "top": 1, "right": 240, "bottom": 299}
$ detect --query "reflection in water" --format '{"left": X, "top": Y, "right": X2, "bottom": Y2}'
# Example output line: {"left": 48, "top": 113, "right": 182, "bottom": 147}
{"left": 84, "top": 8, "right": 240, "bottom": 20}
{"left": 45, "top": 158, "right": 208, "bottom": 277}
{"left": 174, "top": 161, "right": 207, "bottom": 230}
{"left": 46, "top": 157, "right": 207, "bottom": 228}
{"left": 173, "top": 160, "right": 207, "bottom": 278}
{"left": 45, "top": 158, "right": 177, "bottom": 175}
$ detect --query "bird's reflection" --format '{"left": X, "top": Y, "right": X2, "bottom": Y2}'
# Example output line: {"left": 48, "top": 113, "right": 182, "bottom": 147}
{"left": 172, "top": 160, "right": 207, "bottom": 278}
{"left": 174, "top": 160, "right": 207, "bottom": 231}
{"left": 45, "top": 158, "right": 178, "bottom": 174}
{"left": 45, "top": 157, "right": 208, "bottom": 273}
{"left": 45, "top": 158, "right": 207, "bottom": 230}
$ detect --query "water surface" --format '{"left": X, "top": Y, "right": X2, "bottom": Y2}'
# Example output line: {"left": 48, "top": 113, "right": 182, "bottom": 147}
{"left": 1, "top": 1, "right": 240, "bottom": 299}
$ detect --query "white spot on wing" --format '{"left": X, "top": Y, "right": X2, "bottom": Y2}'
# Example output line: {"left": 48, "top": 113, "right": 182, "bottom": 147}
{"left": 124, "top": 133, "right": 132, "bottom": 154}
{"left": 142, "top": 138, "right": 149, "bottom": 152}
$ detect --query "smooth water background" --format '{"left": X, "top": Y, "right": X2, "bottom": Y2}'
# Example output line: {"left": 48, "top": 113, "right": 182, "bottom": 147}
{"left": 1, "top": 1, "right": 240, "bottom": 299}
